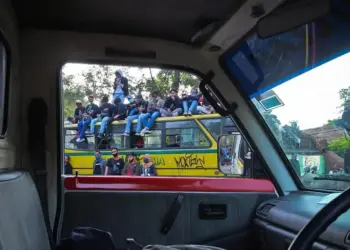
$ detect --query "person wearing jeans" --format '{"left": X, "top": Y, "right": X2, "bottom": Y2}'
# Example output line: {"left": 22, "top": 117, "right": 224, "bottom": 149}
{"left": 90, "top": 95, "right": 114, "bottom": 138}
{"left": 77, "top": 95, "right": 99, "bottom": 143}
{"left": 181, "top": 88, "right": 201, "bottom": 116}
{"left": 123, "top": 94, "right": 148, "bottom": 136}
{"left": 141, "top": 91, "right": 164, "bottom": 135}
{"left": 160, "top": 89, "right": 182, "bottom": 117}
{"left": 113, "top": 69, "right": 129, "bottom": 104}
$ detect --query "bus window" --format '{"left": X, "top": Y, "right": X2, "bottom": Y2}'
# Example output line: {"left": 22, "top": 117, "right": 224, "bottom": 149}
{"left": 199, "top": 118, "right": 222, "bottom": 140}
{"left": 110, "top": 124, "right": 128, "bottom": 149}
{"left": 65, "top": 129, "right": 94, "bottom": 150}
{"left": 65, "top": 129, "right": 77, "bottom": 149}
{"left": 165, "top": 120, "right": 210, "bottom": 148}
{"left": 143, "top": 130, "right": 162, "bottom": 148}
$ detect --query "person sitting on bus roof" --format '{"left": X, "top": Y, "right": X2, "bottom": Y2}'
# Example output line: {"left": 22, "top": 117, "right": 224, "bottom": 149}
{"left": 76, "top": 95, "right": 99, "bottom": 143}
{"left": 182, "top": 88, "right": 201, "bottom": 116}
{"left": 122, "top": 152, "right": 141, "bottom": 176}
{"left": 123, "top": 94, "right": 148, "bottom": 136}
{"left": 72, "top": 100, "right": 86, "bottom": 123}
{"left": 126, "top": 95, "right": 137, "bottom": 117}
{"left": 140, "top": 90, "right": 164, "bottom": 135}
{"left": 112, "top": 97, "right": 126, "bottom": 120}
{"left": 160, "top": 89, "right": 183, "bottom": 117}
{"left": 197, "top": 96, "right": 215, "bottom": 114}
{"left": 90, "top": 95, "right": 114, "bottom": 138}
{"left": 140, "top": 154, "right": 157, "bottom": 176}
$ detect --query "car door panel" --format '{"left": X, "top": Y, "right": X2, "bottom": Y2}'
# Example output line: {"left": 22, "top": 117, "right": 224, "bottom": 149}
{"left": 59, "top": 177, "right": 276, "bottom": 249}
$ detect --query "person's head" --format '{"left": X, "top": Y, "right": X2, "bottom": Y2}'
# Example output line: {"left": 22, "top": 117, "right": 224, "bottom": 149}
{"left": 95, "top": 151, "right": 102, "bottom": 160}
{"left": 143, "top": 154, "right": 151, "bottom": 164}
{"left": 101, "top": 95, "right": 109, "bottom": 104}
{"left": 111, "top": 147, "right": 118, "bottom": 157}
{"left": 114, "top": 97, "right": 121, "bottom": 105}
{"left": 64, "top": 155, "right": 70, "bottom": 164}
{"left": 115, "top": 69, "right": 123, "bottom": 79}
{"left": 76, "top": 100, "right": 82, "bottom": 107}
{"left": 135, "top": 94, "right": 143, "bottom": 103}
{"left": 151, "top": 91, "right": 159, "bottom": 99}
{"left": 127, "top": 152, "right": 135, "bottom": 162}
{"left": 127, "top": 96, "right": 134, "bottom": 103}
{"left": 88, "top": 95, "right": 95, "bottom": 103}
{"left": 169, "top": 89, "right": 178, "bottom": 97}
{"left": 191, "top": 88, "right": 198, "bottom": 95}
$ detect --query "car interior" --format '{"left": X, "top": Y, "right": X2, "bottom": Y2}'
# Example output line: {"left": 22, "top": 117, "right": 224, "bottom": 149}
{"left": 1, "top": 0, "right": 350, "bottom": 249}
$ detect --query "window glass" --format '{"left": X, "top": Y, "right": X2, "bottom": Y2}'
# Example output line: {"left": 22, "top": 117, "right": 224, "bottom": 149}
{"left": 224, "top": 1, "right": 350, "bottom": 189}
{"left": 200, "top": 118, "right": 222, "bottom": 140}
{"left": 62, "top": 63, "right": 259, "bottom": 178}
{"left": 144, "top": 130, "right": 162, "bottom": 148}
{"left": 165, "top": 121, "right": 210, "bottom": 148}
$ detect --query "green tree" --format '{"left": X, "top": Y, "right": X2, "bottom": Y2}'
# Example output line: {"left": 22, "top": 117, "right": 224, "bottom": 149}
{"left": 62, "top": 72, "right": 85, "bottom": 120}
{"left": 328, "top": 137, "right": 350, "bottom": 158}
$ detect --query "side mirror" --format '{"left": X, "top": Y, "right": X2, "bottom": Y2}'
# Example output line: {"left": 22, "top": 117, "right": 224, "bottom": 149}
{"left": 218, "top": 133, "right": 244, "bottom": 175}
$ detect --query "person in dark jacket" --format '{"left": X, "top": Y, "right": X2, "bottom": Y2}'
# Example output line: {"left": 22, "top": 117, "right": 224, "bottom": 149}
{"left": 123, "top": 94, "right": 148, "bottom": 136}
{"left": 72, "top": 100, "right": 86, "bottom": 123}
{"left": 90, "top": 95, "right": 114, "bottom": 138}
{"left": 105, "top": 147, "right": 125, "bottom": 175}
{"left": 112, "top": 97, "right": 126, "bottom": 120}
{"left": 64, "top": 155, "right": 73, "bottom": 175}
{"left": 92, "top": 151, "right": 106, "bottom": 175}
{"left": 160, "top": 89, "right": 182, "bottom": 117}
{"left": 122, "top": 152, "right": 141, "bottom": 176}
{"left": 77, "top": 95, "right": 99, "bottom": 143}
{"left": 113, "top": 69, "right": 128, "bottom": 104}
{"left": 140, "top": 154, "right": 157, "bottom": 176}
{"left": 182, "top": 88, "right": 201, "bottom": 116}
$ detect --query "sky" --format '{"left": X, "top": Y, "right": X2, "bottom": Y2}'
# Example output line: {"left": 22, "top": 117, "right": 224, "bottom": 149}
{"left": 259, "top": 52, "right": 350, "bottom": 130}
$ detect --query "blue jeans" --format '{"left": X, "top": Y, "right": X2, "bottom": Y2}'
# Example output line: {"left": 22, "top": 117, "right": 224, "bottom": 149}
{"left": 129, "top": 107, "right": 137, "bottom": 116}
{"left": 143, "top": 111, "right": 160, "bottom": 129}
{"left": 78, "top": 118, "right": 91, "bottom": 139}
{"left": 90, "top": 117, "right": 111, "bottom": 134}
{"left": 124, "top": 114, "right": 140, "bottom": 133}
{"left": 136, "top": 114, "right": 148, "bottom": 133}
{"left": 113, "top": 93, "right": 125, "bottom": 103}
{"left": 183, "top": 100, "right": 198, "bottom": 113}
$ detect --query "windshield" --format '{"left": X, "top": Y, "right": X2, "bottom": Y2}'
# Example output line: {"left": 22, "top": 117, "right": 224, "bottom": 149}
{"left": 225, "top": 0, "right": 350, "bottom": 190}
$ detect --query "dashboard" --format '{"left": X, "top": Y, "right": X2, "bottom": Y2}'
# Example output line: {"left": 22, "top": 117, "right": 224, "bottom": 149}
{"left": 254, "top": 192, "right": 350, "bottom": 250}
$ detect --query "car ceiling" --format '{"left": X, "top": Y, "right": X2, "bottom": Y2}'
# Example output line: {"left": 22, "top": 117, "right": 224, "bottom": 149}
{"left": 11, "top": 0, "right": 246, "bottom": 46}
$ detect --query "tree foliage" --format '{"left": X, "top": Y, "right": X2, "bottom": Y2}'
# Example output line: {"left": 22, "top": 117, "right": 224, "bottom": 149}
{"left": 328, "top": 137, "right": 350, "bottom": 158}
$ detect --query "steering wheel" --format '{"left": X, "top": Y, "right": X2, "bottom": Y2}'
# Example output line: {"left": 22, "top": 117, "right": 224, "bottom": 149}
{"left": 288, "top": 187, "right": 350, "bottom": 250}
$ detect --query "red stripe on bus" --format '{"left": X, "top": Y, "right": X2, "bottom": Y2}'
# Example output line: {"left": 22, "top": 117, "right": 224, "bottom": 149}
{"left": 64, "top": 176, "right": 275, "bottom": 193}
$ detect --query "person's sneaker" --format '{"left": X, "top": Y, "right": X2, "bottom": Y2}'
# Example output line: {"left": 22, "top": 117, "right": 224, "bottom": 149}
{"left": 97, "top": 133, "right": 103, "bottom": 139}
{"left": 135, "top": 133, "right": 141, "bottom": 136}
{"left": 183, "top": 112, "right": 188, "bottom": 116}
{"left": 76, "top": 138, "right": 81, "bottom": 143}
{"left": 188, "top": 111, "right": 192, "bottom": 116}
{"left": 79, "top": 138, "right": 85, "bottom": 143}
{"left": 123, "top": 133, "right": 129, "bottom": 136}
{"left": 141, "top": 128, "right": 151, "bottom": 134}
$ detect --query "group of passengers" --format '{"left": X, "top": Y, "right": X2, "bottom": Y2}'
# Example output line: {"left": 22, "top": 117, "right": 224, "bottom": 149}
{"left": 70, "top": 69, "right": 215, "bottom": 142}
{"left": 64, "top": 148, "right": 157, "bottom": 176}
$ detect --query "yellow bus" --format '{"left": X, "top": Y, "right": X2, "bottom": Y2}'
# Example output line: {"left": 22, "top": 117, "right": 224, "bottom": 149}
{"left": 64, "top": 114, "right": 247, "bottom": 176}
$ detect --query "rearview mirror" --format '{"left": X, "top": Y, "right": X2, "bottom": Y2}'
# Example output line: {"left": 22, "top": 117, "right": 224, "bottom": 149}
{"left": 257, "top": 0, "right": 330, "bottom": 38}
{"left": 218, "top": 133, "right": 244, "bottom": 175}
